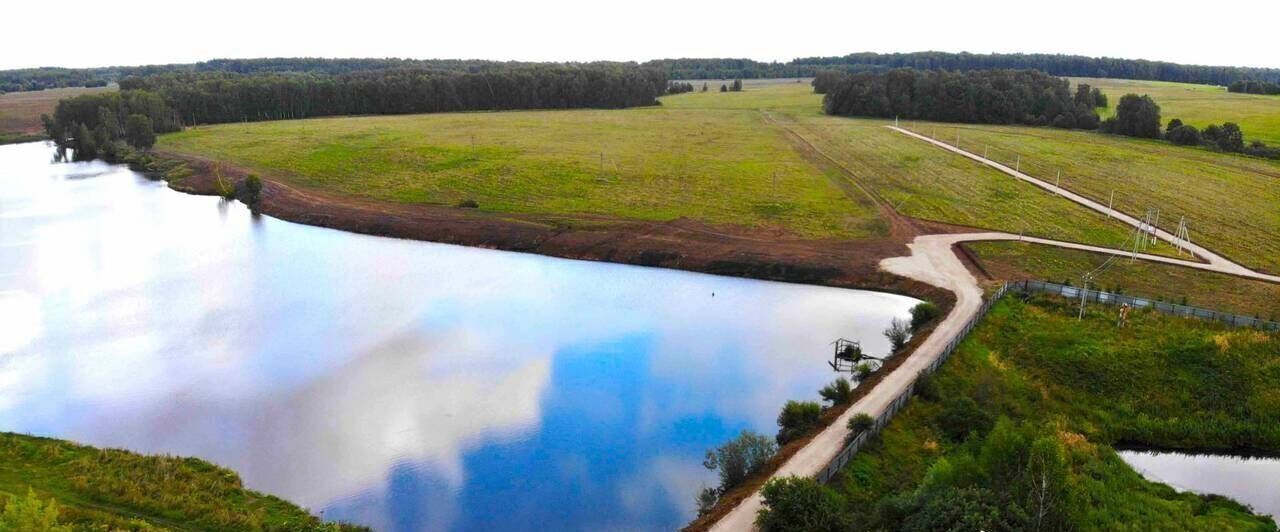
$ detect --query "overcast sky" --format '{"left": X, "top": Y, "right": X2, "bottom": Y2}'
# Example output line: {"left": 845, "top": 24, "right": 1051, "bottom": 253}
{"left": 7, "top": 0, "right": 1279, "bottom": 70}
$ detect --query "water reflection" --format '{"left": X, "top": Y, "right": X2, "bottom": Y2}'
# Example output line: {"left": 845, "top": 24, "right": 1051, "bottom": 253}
{"left": 0, "top": 141, "right": 920, "bottom": 531}
{"left": 1119, "top": 450, "right": 1280, "bottom": 520}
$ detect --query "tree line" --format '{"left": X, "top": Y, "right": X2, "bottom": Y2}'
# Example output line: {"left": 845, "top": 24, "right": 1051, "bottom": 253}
{"left": 822, "top": 69, "right": 1102, "bottom": 130}
{"left": 0, "top": 58, "right": 662, "bottom": 93}
{"left": 1227, "top": 80, "right": 1280, "bottom": 95}
{"left": 1105, "top": 94, "right": 1280, "bottom": 159}
{"left": 12, "top": 51, "right": 1278, "bottom": 95}
{"left": 44, "top": 63, "right": 667, "bottom": 160}
{"left": 645, "top": 52, "right": 1280, "bottom": 85}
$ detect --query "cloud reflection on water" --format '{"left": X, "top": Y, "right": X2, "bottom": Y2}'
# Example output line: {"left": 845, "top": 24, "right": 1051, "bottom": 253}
{"left": 0, "top": 141, "right": 919, "bottom": 531}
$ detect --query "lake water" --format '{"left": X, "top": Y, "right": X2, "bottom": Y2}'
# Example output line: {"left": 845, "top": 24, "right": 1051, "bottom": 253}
{"left": 1119, "top": 450, "right": 1280, "bottom": 520}
{"left": 0, "top": 141, "right": 919, "bottom": 531}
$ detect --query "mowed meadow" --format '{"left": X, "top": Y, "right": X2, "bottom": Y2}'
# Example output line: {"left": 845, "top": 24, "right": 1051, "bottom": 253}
{"left": 0, "top": 86, "right": 113, "bottom": 142}
{"left": 159, "top": 80, "right": 1280, "bottom": 273}
{"left": 159, "top": 90, "right": 888, "bottom": 240}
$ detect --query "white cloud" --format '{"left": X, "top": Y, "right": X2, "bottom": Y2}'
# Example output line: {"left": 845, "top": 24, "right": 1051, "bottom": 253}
{"left": 4, "top": 0, "right": 1277, "bottom": 70}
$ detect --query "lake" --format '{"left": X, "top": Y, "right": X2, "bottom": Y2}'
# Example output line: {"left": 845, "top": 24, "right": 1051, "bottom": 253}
{"left": 0, "top": 141, "right": 919, "bottom": 531}
{"left": 1119, "top": 449, "right": 1280, "bottom": 520}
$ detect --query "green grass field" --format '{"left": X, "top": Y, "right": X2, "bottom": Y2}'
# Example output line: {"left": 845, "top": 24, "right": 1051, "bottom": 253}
{"left": 905, "top": 121, "right": 1280, "bottom": 273}
{"left": 0, "top": 86, "right": 113, "bottom": 143}
{"left": 822, "top": 295, "right": 1280, "bottom": 531}
{"left": 158, "top": 91, "right": 886, "bottom": 240}
{"left": 967, "top": 242, "right": 1280, "bottom": 318}
{"left": 0, "top": 432, "right": 362, "bottom": 530}
{"left": 1075, "top": 77, "right": 1280, "bottom": 145}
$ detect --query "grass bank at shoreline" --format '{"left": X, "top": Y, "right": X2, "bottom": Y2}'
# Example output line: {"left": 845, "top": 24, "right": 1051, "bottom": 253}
{"left": 0, "top": 432, "right": 366, "bottom": 530}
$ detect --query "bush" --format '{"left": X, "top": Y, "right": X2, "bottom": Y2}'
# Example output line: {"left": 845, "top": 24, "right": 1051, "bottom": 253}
{"left": 1166, "top": 124, "right": 1202, "bottom": 146}
{"left": 1, "top": 488, "right": 71, "bottom": 532}
{"left": 1110, "top": 93, "right": 1162, "bottom": 138}
{"left": 909, "top": 301, "right": 940, "bottom": 331}
{"left": 1216, "top": 122, "right": 1245, "bottom": 152}
{"left": 702, "top": 430, "right": 777, "bottom": 492}
{"left": 455, "top": 198, "right": 480, "bottom": 208}
{"left": 884, "top": 317, "right": 911, "bottom": 353}
{"left": 855, "top": 363, "right": 874, "bottom": 381}
{"left": 848, "top": 412, "right": 875, "bottom": 434}
{"left": 818, "top": 378, "right": 853, "bottom": 406}
{"left": 776, "top": 400, "right": 823, "bottom": 445}
{"left": 935, "top": 395, "right": 994, "bottom": 442}
{"left": 756, "top": 477, "right": 848, "bottom": 532}
{"left": 696, "top": 486, "right": 719, "bottom": 516}
{"left": 235, "top": 174, "right": 263, "bottom": 205}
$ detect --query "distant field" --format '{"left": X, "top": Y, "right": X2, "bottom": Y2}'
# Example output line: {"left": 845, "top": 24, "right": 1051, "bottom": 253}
{"left": 0, "top": 86, "right": 113, "bottom": 142}
{"left": 1076, "top": 77, "right": 1280, "bottom": 145}
{"left": 968, "top": 241, "right": 1280, "bottom": 318}
{"left": 659, "top": 84, "right": 1144, "bottom": 248}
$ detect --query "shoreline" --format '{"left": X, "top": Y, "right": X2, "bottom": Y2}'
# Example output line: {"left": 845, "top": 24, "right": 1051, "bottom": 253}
{"left": 153, "top": 149, "right": 958, "bottom": 308}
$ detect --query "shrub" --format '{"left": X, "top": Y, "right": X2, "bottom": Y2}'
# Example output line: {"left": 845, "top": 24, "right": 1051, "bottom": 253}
{"left": 935, "top": 395, "right": 993, "bottom": 442}
{"left": 124, "top": 113, "right": 155, "bottom": 150}
{"left": 236, "top": 174, "right": 263, "bottom": 205}
{"left": 909, "top": 301, "right": 940, "bottom": 331}
{"left": 884, "top": 317, "right": 911, "bottom": 353}
{"left": 455, "top": 198, "right": 480, "bottom": 208}
{"left": 776, "top": 400, "right": 823, "bottom": 445}
{"left": 848, "top": 412, "right": 875, "bottom": 434}
{"left": 756, "top": 477, "right": 848, "bottom": 532}
{"left": 1216, "top": 122, "right": 1245, "bottom": 152}
{"left": 818, "top": 378, "right": 853, "bottom": 406}
{"left": 1166, "top": 124, "right": 1202, "bottom": 146}
{"left": 1110, "top": 94, "right": 1162, "bottom": 138}
{"left": 1, "top": 488, "right": 71, "bottom": 532}
{"left": 696, "top": 486, "right": 719, "bottom": 516}
{"left": 702, "top": 430, "right": 777, "bottom": 492}
{"left": 855, "top": 363, "right": 874, "bottom": 381}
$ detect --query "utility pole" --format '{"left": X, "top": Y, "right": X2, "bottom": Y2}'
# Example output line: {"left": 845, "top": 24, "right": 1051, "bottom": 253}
{"left": 1015, "top": 155, "right": 1020, "bottom": 173}
{"left": 1079, "top": 274, "right": 1091, "bottom": 320}
{"left": 1107, "top": 190, "right": 1115, "bottom": 219}
{"left": 1055, "top": 170, "right": 1061, "bottom": 195}
{"left": 955, "top": 131, "right": 960, "bottom": 147}
{"left": 984, "top": 145, "right": 989, "bottom": 159}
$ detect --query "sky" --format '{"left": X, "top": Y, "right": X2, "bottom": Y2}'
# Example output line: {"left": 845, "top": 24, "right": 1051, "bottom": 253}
{"left": 6, "top": 0, "right": 1280, "bottom": 70}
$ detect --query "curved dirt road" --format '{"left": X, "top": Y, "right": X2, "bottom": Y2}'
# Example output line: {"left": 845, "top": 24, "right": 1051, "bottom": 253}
{"left": 707, "top": 230, "right": 1279, "bottom": 531}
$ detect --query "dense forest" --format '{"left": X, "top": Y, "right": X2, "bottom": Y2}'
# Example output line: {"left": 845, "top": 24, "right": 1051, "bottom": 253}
{"left": 7, "top": 52, "right": 1279, "bottom": 94}
{"left": 43, "top": 63, "right": 666, "bottom": 160}
{"left": 1, "top": 58, "right": 657, "bottom": 93}
{"left": 1228, "top": 80, "right": 1280, "bottom": 94}
{"left": 644, "top": 52, "right": 1280, "bottom": 85}
{"left": 822, "top": 69, "right": 1101, "bottom": 129}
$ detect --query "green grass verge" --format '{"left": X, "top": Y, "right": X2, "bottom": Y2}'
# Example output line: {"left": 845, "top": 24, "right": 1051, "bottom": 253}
{"left": 157, "top": 88, "right": 885, "bottom": 240}
{"left": 967, "top": 241, "right": 1280, "bottom": 318}
{"left": 1075, "top": 77, "right": 1280, "bottom": 146}
{"left": 825, "top": 295, "right": 1280, "bottom": 531}
{"left": 0, "top": 432, "right": 365, "bottom": 531}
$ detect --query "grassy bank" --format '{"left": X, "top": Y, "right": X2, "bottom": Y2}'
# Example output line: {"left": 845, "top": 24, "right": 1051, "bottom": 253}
{"left": 0, "top": 432, "right": 364, "bottom": 531}
{"left": 967, "top": 241, "right": 1280, "bottom": 318}
{"left": 790, "top": 295, "right": 1280, "bottom": 531}
{"left": 1076, "top": 77, "right": 1280, "bottom": 145}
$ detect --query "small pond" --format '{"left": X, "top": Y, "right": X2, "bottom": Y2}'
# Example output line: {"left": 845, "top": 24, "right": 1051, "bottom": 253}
{"left": 1119, "top": 449, "right": 1280, "bottom": 520}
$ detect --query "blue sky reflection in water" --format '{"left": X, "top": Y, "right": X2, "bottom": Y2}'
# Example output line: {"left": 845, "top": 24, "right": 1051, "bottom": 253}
{"left": 0, "top": 141, "right": 920, "bottom": 531}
